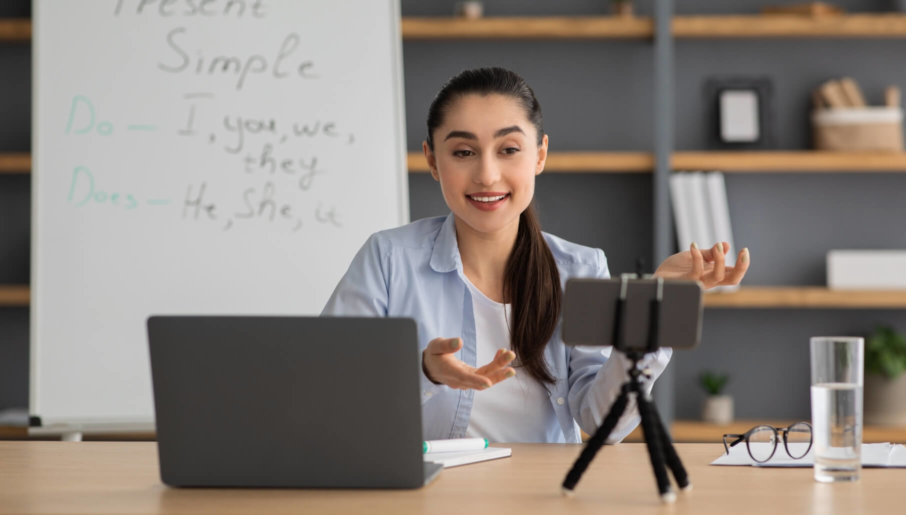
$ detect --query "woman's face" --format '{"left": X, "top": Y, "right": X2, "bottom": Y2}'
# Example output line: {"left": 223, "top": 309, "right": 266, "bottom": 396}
{"left": 424, "top": 93, "right": 548, "bottom": 242}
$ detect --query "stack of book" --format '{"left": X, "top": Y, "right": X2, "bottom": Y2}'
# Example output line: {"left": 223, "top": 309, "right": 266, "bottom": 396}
{"left": 669, "top": 171, "right": 737, "bottom": 291}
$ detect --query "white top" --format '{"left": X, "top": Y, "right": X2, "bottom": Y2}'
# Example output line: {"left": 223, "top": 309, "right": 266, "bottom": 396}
{"left": 463, "top": 280, "right": 559, "bottom": 443}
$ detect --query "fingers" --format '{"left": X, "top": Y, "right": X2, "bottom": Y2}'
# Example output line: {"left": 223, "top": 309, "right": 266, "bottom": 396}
{"left": 720, "top": 248, "right": 750, "bottom": 286}
{"left": 705, "top": 242, "right": 726, "bottom": 287}
{"left": 689, "top": 242, "right": 704, "bottom": 279}
{"left": 448, "top": 366, "right": 494, "bottom": 390}
{"left": 424, "top": 344, "right": 519, "bottom": 391}
{"left": 475, "top": 348, "right": 515, "bottom": 375}
{"left": 698, "top": 241, "right": 730, "bottom": 263}
{"left": 426, "top": 337, "right": 462, "bottom": 356}
{"left": 423, "top": 337, "right": 494, "bottom": 390}
{"left": 476, "top": 348, "right": 517, "bottom": 385}
{"left": 484, "top": 366, "right": 517, "bottom": 384}
{"left": 438, "top": 358, "right": 493, "bottom": 390}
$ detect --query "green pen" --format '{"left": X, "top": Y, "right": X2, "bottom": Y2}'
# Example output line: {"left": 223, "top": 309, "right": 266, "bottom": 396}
{"left": 423, "top": 438, "right": 489, "bottom": 454}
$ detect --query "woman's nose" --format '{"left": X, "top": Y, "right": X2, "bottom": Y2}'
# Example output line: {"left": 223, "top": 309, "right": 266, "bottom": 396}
{"left": 473, "top": 154, "right": 500, "bottom": 186}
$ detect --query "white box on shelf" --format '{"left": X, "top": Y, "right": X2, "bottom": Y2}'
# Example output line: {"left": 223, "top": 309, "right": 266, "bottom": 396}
{"left": 827, "top": 250, "right": 906, "bottom": 290}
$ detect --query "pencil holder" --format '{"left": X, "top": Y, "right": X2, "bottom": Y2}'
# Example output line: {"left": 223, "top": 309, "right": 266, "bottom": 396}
{"left": 812, "top": 107, "right": 904, "bottom": 152}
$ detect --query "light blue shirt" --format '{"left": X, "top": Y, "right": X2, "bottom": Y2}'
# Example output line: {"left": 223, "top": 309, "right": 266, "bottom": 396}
{"left": 322, "top": 214, "right": 672, "bottom": 443}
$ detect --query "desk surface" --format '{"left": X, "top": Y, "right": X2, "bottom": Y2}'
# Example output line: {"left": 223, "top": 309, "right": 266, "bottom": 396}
{"left": 0, "top": 442, "right": 901, "bottom": 514}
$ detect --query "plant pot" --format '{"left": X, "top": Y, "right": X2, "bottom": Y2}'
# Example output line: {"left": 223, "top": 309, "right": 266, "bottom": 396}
{"left": 702, "top": 395, "right": 734, "bottom": 424}
{"left": 865, "top": 373, "right": 906, "bottom": 426}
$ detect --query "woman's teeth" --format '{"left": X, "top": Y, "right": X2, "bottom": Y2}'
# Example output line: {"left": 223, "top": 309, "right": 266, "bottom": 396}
{"left": 469, "top": 194, "right": 506, "bottom": 202}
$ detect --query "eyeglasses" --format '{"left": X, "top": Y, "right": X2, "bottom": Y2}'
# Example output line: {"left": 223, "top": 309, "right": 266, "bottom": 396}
{"left": 722, "top": 422, "right": 813, "bottom": 463}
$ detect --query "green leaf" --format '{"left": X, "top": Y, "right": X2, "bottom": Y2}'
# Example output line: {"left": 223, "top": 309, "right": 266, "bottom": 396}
{"left": 699, "top": 370, "right": 729, "bottom": 395}
{"left": 865, "top": 325, "right": 906, "bottom": 380}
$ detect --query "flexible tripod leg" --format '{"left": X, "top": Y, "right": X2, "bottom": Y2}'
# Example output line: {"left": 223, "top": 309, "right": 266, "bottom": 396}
{"left": 561, "top": 385, "right": 630, "bottom": 496}
{"left": 649, "top": 401, "right": 691, "bottom": 491}
{"left": 637, "top": 393, "right": 675, "bottom": 503}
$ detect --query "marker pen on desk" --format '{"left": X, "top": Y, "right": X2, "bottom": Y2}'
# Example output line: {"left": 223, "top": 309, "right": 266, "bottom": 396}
{"left": 423, "top": 438, "right": 489, "bottom": 453}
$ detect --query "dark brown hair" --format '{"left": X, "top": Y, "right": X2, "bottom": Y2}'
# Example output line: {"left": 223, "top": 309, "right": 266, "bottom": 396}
{"left": 426, "top": 67, "right": 561, "bottom": 385}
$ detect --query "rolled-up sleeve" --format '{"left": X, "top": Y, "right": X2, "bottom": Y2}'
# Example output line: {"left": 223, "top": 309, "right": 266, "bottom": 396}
{"left": 568, "top": 346, "right": 673, "bottom": 442}
{"left": 321, "top": 234, "right": 444, "bottom": 404}
{"left": 564, "top": 247, "right": 674, "bottom": 443}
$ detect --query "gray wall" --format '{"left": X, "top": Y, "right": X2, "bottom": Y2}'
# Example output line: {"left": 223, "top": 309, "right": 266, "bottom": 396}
{"left": 2, "top": 1, "right": 906, "bottom": 423}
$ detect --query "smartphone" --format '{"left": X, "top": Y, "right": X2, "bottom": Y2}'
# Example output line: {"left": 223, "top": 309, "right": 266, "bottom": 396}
{"left": 561, "top": 278, "right": 703, "bottom": 351}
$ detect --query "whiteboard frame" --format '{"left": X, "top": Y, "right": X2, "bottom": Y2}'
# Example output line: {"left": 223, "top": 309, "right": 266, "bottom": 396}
{"left": 29, "top": 0, "right": 409, "bottom": 431}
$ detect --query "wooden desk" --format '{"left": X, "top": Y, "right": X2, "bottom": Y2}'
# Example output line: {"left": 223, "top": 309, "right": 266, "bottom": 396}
{"left": 0, "top": 442, "right": 902, "bottom": 514}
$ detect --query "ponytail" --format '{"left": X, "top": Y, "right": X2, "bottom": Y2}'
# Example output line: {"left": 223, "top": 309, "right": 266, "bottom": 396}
{"left": 504, "top": 204, "right": 561, "bottom": 385}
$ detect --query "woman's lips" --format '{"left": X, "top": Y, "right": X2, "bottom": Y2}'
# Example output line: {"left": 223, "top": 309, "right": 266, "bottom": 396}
{"left": 466, "top": 192, "right": 510, "bottom": 211}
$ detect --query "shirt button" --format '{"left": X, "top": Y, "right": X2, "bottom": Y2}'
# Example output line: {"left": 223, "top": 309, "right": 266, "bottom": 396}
{"left": 557, "top": 397, "right": 565, "bottom": 405}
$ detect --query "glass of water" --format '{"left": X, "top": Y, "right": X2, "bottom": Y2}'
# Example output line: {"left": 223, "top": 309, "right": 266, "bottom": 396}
{"left": 809, "top": 336, "right": 864, "bottom": 483}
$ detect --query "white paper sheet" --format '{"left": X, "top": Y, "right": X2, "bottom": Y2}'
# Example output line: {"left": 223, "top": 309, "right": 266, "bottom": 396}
{"left": 424, "top": 447, "right": 512, "bottom": 468}
{"left": 711, "top": 442, "right": 906, "bottom": 467}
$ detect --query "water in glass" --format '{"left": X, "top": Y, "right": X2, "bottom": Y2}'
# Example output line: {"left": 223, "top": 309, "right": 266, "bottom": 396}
{"left": 810, "top": 382, "right": 862, "bottom": 482}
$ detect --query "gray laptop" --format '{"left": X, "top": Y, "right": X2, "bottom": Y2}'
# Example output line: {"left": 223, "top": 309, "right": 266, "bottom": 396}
{"left": 147, "top": 316, "right": 442, "bottom": 488}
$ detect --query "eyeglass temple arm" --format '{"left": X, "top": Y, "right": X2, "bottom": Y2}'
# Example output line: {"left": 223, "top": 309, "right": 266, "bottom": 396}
{"left": 722, "top": 434, "right": 745, "bottom": 453}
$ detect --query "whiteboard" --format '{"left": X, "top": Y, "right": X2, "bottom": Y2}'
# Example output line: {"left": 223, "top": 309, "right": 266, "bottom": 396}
{"left": 32, "top": 0, "right": 408, "bottom": 427}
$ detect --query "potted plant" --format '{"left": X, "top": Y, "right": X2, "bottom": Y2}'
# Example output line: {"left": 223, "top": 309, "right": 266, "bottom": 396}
{"left": 700, "top": 370, "right": 733, "bottom": 424}
{"left": 864, "top": 325, "right": 906, "bottom": 426}
{"left": 611, "top": 0, "right": 634, "bottom": 17}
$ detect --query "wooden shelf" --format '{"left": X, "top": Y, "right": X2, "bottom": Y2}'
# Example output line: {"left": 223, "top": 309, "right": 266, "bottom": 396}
{"left": 402, "top": 16, "right": 653, "bottom": 40}
{"left": 403, "top": 15, "right": 906, "bottom": 40}
{"left": 673, "top": 14, "right": 906, "bottom": 39}
{"left": 0, "top": 153, "right": 30, "bottom": 174}
{"left": 407, "top": 151, "right": 653, "bottom": 173}
{"left": 10, "top": 151, "right": 906, "bottom": 174}
{"left": 0, "top": 285, "right": 29, "bottom": 307}
{"left": 0, "top": 18, "right": 29, "bottom": 42}
{"left": 673, "top": 151, "right": 906, "bottom": 172}
{"left": 705, "top": 287, "right": 906, "bottom": 309}
{"left": 4, "top": 15, "right": 906, "bottom": 43}
{"left": 626, "top": 420, "right": 906, "bottom": 443}
{"left": 7, "top": 286, "right": 905, "bottom": 309}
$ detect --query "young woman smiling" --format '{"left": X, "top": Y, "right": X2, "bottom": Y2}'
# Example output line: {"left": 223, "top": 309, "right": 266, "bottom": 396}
{"left": 323, "top": 68, "right": 749, "bottom": 443}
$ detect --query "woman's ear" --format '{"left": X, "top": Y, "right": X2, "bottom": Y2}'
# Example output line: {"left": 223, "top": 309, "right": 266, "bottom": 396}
{"left": 535, "top": 134, "right": 549, "bottom": 176}
{"left": 422, "top": 141, "right": 439, "bottom": 181}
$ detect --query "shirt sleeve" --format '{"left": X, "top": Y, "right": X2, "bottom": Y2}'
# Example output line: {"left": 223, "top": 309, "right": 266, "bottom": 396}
{"left": 321, "top": 235, "right": 444, "bottom": 402}
{"left": 565, "top": 248, "right": 674, "bottom": 443}
{"left": 321, "top": 234, "right": 389, "bottom": 317}
{"left": 568, "top": 346, "right": 673, "bottom": 443}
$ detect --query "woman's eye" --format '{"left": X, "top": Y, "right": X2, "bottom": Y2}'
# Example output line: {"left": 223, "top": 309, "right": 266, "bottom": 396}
{"left": 501, "top": 147, "right": 520, "bottom": 155}
{"left": 452, "top": 150, "right": 475, "bottom": 158}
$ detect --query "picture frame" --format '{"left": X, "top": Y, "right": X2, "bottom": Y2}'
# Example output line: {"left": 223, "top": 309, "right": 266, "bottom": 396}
{"left": 704, "top": 77, "right": 774, "bottom": 149}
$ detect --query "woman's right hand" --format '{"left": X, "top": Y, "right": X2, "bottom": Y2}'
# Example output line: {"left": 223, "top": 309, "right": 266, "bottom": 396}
{"left": 422, "top": 337, "right": 517, "bottom": 390}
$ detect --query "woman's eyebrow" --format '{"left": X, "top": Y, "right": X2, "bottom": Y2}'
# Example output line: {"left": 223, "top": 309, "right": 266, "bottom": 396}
{"left": 444, "top": 130, "right": 476, "bottom": 141}
{"left": 443, "top": 125, "right": 525, "bottom": 141}
{"left": 494, "top": 125, "right": 525, "bottom": 138}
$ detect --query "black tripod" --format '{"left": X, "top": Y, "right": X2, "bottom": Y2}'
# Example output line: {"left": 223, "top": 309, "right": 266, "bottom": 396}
{"left": 561, "top": 277, "right": 691, "bottom": 503}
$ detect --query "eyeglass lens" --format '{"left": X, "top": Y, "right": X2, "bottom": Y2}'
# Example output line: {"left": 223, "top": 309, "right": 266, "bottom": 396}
{"left": 747, "top": 426, "right": 777, "bottom": 462}
{"left": 784, "top": 421, "right": 812, "bottom": 459}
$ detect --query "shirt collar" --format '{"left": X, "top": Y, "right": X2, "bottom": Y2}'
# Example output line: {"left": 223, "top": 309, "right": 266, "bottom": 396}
{"left": 429, "top": 213, "right": 461, "bottom": 273}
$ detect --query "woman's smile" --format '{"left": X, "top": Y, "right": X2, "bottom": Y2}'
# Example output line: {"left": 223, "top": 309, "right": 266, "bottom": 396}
{"left": 467, "top": 192, "right": 510, "bottom": 210}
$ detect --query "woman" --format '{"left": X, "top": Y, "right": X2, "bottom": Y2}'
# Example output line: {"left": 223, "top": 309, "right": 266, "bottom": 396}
{"left": 322, "top": 67, "right": 749, "bottom": 443}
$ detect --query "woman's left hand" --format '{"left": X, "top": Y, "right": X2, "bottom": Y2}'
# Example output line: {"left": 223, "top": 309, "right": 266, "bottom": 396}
{"left": 654, "top": 242, "right": 749, "bottom": 289}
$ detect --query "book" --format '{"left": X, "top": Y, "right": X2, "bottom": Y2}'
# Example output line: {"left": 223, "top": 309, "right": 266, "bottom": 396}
{"left": 704, "top": 173, "right": 735, "bottom": 260}
{"left": 685, "top": 172, "right": 715, "bottom": 251}
{"left": 669, "top": 173, "right": 694, "bottom": 251}
{"left": 704, "top": 172, "right": 739, "bottom": 292}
